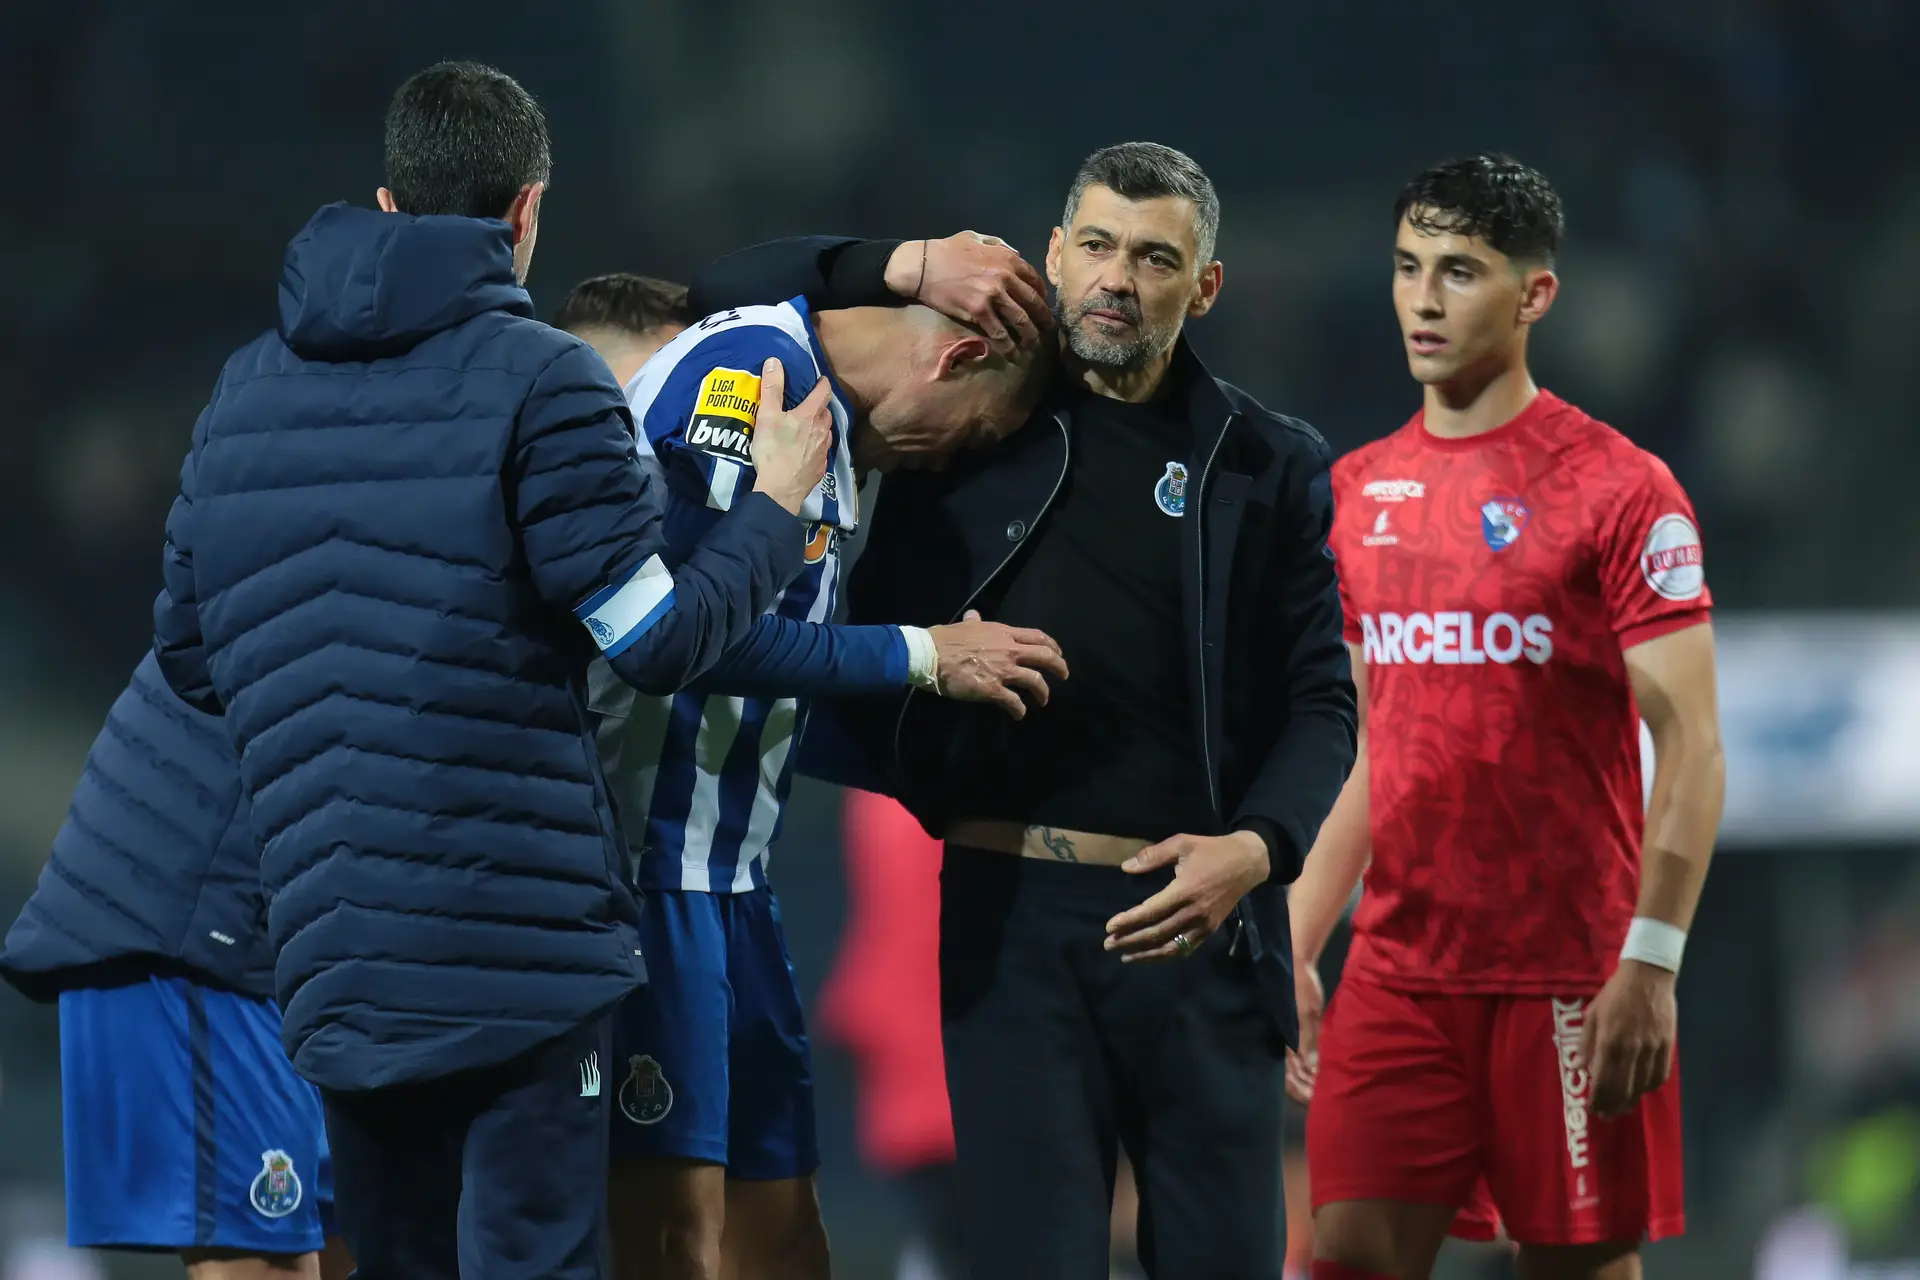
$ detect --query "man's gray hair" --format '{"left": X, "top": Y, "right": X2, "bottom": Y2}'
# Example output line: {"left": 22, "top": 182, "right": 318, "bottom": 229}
{"left": 1061, "top": 142, "right": 1220, "bottom": 266}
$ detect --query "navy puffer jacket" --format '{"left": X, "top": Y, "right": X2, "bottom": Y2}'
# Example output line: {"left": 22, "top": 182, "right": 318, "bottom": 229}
{"left": 152, "top": 203, "right": 805, "bottom": 1091}
{"left": 1, "top": 652, "right": 271, "bottom": 1000}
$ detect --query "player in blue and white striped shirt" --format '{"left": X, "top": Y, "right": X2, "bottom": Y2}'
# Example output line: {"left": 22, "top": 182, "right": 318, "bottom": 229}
{"left": 570, "top": 288, "right": 1057, "bottom": 1280}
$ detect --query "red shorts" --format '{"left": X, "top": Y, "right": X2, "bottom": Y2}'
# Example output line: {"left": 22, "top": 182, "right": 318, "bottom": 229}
{"left": 1306, "top": 975, "right": 1685, "bottom": 1246}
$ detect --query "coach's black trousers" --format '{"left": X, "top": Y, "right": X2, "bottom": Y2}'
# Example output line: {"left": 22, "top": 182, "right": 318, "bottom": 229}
{"left": 321, "top": 1015, "right": 613, "bottom": 1280}
{"left": 940, "top": 846, "right": 1286, "bottom": 1280}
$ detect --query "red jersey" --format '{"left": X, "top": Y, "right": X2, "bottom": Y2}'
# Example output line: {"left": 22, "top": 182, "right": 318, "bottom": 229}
{"left": 1331, "top": 390, "right": 1710, "bottom": 995}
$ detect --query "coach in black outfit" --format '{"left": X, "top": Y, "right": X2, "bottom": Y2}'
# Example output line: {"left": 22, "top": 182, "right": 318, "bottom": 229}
{"left": 694, "top": 143, "right": 1356, "bottom": 1279}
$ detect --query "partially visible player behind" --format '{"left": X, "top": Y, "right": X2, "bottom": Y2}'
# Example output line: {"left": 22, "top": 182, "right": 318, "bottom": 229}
{"left": 819, "top": 789, "right": 964, "bottom": 1280}
{"left": 1, "top": 654, "right": 349, "bottom": 1280}
{"left": 556, "top": 272, "right": 694, "bottom": 387}
{"left": 1291, "top": 153, "right": 1726, "bottom": 1280}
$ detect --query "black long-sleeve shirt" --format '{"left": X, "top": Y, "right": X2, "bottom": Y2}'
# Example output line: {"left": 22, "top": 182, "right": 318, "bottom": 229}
{"left": 944, "top": 383, "right": 1217, "bottom": 840}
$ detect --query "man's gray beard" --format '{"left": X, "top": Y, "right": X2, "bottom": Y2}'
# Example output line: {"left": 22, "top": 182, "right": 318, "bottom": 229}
{"left": 1055, "top": 293, "right": 1178, "bottom": 372}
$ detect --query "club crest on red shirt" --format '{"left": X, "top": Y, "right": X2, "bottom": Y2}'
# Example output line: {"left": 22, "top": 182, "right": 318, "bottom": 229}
{"left": 1480, "top": 498, "right": 1530, "bottom": 551}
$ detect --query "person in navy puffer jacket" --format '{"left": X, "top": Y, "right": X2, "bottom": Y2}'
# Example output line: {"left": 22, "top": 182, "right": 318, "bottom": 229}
{"left": 148, "top": 62, "right": 829, "bottom": 1280}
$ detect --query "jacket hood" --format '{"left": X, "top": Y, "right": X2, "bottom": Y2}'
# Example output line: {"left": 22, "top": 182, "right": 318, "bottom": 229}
{"left": 277, "top": 202, "right": 534, "bottom": 361}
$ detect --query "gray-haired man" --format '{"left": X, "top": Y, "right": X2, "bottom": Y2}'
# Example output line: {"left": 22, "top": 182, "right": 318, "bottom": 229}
{"left": 691, "top": 142, "right": 1357, "bottom": 1279}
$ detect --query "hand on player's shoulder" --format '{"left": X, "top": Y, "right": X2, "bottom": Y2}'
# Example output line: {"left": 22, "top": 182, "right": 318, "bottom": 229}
{"left": 748, "top": 358, "right": 832, "bottom": 515}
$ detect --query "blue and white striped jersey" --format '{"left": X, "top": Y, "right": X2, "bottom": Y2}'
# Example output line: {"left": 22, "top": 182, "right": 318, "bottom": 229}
{"left": 594, "top": 298, "right": 862, "bottom": 893}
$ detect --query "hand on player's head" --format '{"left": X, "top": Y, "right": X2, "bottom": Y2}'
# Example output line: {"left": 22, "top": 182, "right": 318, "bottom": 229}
{"left": 747, "top": 358, "right": 833, "bottom": 515}
{"left": 908, "top": 232, "right": 1054, "bottom": 357}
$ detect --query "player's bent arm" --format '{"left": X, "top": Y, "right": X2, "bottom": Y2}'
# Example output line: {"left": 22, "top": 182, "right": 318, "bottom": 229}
{"left": 684, "top": 616, "right": 927, "bottom": 699}
{"left": 1288, "top": 643, "right": 1370, "bottom": 965}
{"left": 1623, "top": 621, "right": 1725, "bottom": 939}
{"left": 688, "top": 234, "right": 1050, "bottom": 354}
{"left": 687, "top": 236, "right": 905, "bottom": 316}
{"left": 512, "top": 343, "right": 808, "bottom": 693}
{"left": 581, "top": 494, "right": 811, "bottom": 696}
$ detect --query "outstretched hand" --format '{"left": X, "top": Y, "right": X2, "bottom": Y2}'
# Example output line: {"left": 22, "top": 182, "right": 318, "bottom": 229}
{"left": 928, "top": 608, "right": 1068, "bottom": 719}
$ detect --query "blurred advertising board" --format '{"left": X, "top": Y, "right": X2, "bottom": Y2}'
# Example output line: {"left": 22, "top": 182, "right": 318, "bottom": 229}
{"left": 1664, "top": 615, "right": 1920, "bottom": 846}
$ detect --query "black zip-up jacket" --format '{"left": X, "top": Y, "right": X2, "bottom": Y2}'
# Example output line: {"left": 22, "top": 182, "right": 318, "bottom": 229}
{"left": 692, "top": 237, "right": 1358, "bottom": 1045}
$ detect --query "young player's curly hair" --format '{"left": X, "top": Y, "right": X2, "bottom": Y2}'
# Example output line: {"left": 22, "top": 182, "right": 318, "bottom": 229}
{"left": 1394, "top": 153, "right": 1565, "bottom": 266}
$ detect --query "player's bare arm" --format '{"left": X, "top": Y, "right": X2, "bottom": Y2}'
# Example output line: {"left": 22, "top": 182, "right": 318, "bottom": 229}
{"left": 1283, "top": 642, "right": 1370, "bottom": 1102}
{"left": 1580, "top": 621, "right": 1725, "bottom": 1118}
{"left": 882, "top": 231, "right": 1054, "bottom": 355}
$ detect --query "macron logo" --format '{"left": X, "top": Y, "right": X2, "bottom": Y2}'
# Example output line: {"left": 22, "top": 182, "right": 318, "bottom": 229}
{"left": 1361, "top": 479, "right": 1425, "bottom": 502}
{"left": 579, "top": 1052, "right": 601, "bottom": 1098}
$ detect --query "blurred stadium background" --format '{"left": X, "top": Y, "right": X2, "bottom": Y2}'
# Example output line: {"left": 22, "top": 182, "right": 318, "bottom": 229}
{"left": 2, "top": 2, "right": 1917, "bottom": 1277}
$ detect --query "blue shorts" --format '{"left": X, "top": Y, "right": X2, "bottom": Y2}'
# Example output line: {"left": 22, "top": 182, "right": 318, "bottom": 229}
{"left": 59, "top": 975, "right": 332, "bottom": 1254}
{"left": 610, "top": 886, "right": 818, "bottom": 1180}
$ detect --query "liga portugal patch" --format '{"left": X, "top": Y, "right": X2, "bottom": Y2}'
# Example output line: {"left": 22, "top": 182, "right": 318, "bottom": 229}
{"left": 686, "top": 367, "right": 759, "bottom": 463}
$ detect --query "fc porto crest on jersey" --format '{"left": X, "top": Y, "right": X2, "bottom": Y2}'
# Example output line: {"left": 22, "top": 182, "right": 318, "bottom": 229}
{"left": 249, "top": 1149, "right": 303, "bottom": 1219}
{"left": 1480, "top": 497, "right": 1530, "bottom": 551}
{"left": 1154, "top": 461, "right": 1189, "bottom": 517}
{"left": 619, "top": 1054, "right": 674, "bottom": 1125}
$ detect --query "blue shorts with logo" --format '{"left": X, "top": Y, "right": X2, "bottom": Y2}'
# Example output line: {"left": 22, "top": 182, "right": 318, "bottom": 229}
{"left": 610, "top": 885, "right": 818, "bottom": 1180}
{"left": 59, "top": 974, "right": 332, "bottom": 1254}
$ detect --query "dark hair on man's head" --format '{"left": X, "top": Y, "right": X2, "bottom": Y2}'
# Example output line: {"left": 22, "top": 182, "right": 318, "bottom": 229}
{"left": 1063, "top": 142, "right": 1221, "bottom": 264}
{"left": 1394, "top": 152, "right": 1564, "bottom": 266}
{"left": 554, "top": 274, "right": 693, "bottom": 338}
{"left": 384, "top": 61, "right": 551, "bottom": 220}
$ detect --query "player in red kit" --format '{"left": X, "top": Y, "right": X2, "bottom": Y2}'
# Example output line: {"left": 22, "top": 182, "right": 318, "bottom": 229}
{"left": 1290, "top": 154, "right": 1726, "bottom": 1280}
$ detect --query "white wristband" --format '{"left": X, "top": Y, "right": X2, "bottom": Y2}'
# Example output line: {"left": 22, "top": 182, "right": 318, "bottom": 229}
{"left": 901, "top": 626, "right": 939, "bottom": 692}
{"left": 1620, "top": 917, "right": 1687, "bottom": 973}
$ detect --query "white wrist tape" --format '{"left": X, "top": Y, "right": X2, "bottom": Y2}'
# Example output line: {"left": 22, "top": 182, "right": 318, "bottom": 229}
{"left": 901, "top": 626, "right": 939, "bottom": 692}
{"left": 1620, "top": 917, "right": 1687, "bottom": 973}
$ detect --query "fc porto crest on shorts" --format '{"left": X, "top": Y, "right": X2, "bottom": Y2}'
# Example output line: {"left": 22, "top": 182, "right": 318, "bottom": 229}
{"left": 1155, "top": 461, "right": 1189, "bottom": 517}
{"left": 248, "top": 1149, "right": 303, "bottom": 1219}
{"left": 1480, "top": 497, "right": 1530, "bottom": 551}
{"left": 619, "top": 1054, "right": 673, "bottom": 1125}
